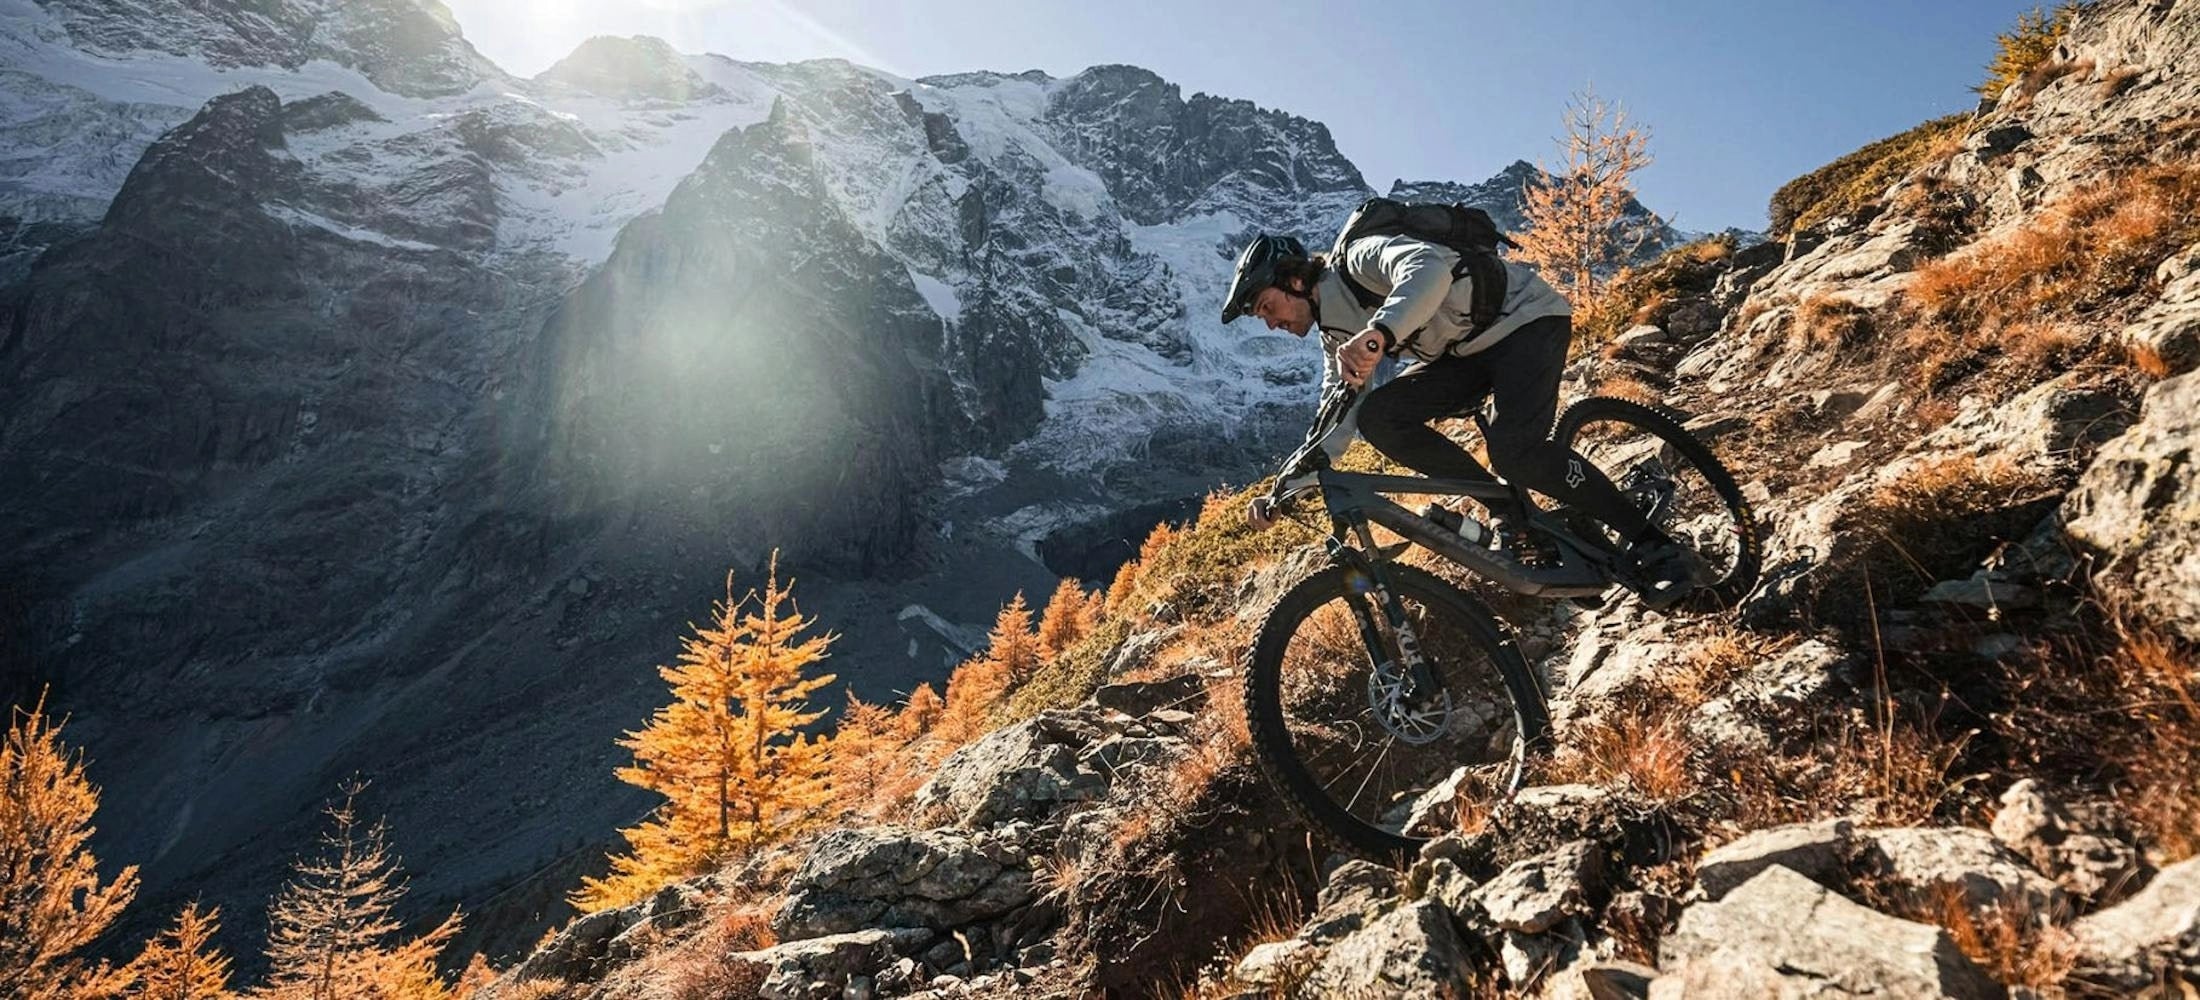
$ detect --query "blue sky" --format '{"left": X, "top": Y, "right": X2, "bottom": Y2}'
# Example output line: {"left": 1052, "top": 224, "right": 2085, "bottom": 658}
{"left": 444, "top": 0, "right": 2042, "bottom": 231}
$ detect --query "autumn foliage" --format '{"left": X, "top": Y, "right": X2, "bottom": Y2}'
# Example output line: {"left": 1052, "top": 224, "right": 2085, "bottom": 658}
{"left": 121, "top": 902, "right": 234, "bottom": 1000}
{"left": 575, "top": 554, "right": 838, "bottom": 913}
{"left": 1, "top": 690, "right": 139, "bottom": 1000}
{"left": 1511, "top": 88, "right": 1654, "bottom": 308}
{"left": 260, "top": 778, "right": 462, "bottom": 1000}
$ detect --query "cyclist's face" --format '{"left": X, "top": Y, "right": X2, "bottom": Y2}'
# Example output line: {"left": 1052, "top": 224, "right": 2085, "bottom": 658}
{"left": 1251, "top": 285, "right": 1312, "bottom": 336}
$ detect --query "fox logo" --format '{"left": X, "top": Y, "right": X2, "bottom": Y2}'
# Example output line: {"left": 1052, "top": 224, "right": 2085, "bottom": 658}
{"left": 1566, "top": 458, "right": 1586, "bottom": 489}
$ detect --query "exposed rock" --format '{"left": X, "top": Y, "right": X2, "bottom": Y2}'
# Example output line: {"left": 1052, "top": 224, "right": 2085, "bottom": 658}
{"left": 1689, "top": 640, "right": 1859, "bottom": 753}
{"left": 1301, "top": 860, "right": 1403, "bottom": 945}
{"left": 1541, "top": 959, "right": 1659, "bottom": 1000}
{"left": 1658, "top": 865, "right": 2001, "bottom": 999}
{"left": 773, "top": 826, "right": 1033, "bottom": 941}
{"left": 1853, "top": 826, "right": 2068, "bottom": 916}
{"left": 2063, "top": 371, "right": 2200, "bottom": 643}
{"left": 2070, "top": 856, "right": 2200, "bottom": 992}
{"left": 1920, "top": 571, "right": 2042, "bottom": 612}
{"left": 1497, "top": 920, "right": 1583, "bottom": 988}
{"left": 504, "top": 904, "right": 643, "bottom": 986}
{"left": 1091, "top": 673, "right": 1206, "bottom": 718}
{"left": 1303, "top": 899, "right": 1482, "bottom": 998}
{"left": 1694, "top": 819, "right": 1854, "bottom": 901}
{"left": 913, "top": 709, "right": 1110, "bottom": 827}
{"left": 731, "top": 929, "right": 930, "bottom": 1000}
{"left": 1232, "top": 938, "right": 1320, "bottom": 991}
{"left": 1990, "top": 779, "right": 2148, "bottom": 903}
{"left": 1908, "top": 369, "right": 2136, "bottom": 475}
{"left": 1472, "top": 840, "right": 1603, "bottom": 934}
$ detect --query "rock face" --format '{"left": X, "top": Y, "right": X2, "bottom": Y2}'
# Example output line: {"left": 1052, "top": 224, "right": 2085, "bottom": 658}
{"left": 2071, "top": 856, "right": 2200, "bottom": 992}
{"left": 772, "top": 826, "right": 1034, "bottom": 941}
{"left": 2062, "top": 371, "right": 2200, "bottom": 643}
{"left": 912, "top": 710, "right": 1110, "bottom": 827}
{"left": 1657, "top": 865, "right": 2002, "bottom": 999}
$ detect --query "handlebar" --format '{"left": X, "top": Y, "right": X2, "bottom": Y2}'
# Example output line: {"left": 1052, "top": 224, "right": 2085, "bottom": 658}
{"left": 1266, "top": 383, "right": 1360, "bottom": 506}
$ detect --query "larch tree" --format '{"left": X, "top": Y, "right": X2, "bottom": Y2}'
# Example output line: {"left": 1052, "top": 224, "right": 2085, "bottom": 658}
{"left": 1035, "top": 578, "right": 1092, "bottom": 658}
{"left": 120, "top": 902, "right": 233, "bottom": 1000}
{"left": 574, "top": 553, "right": 838, "bottom": 913}
{"left": 1510, "top": 88, "right": 1654, "bottom": 308}
{"left": 983, "top": 592, "right": 1043, "bottom": 683}
{"left": 0, "top": 690, "right": 138, "bottom": 1000}
{"left": 260, "top": 778, "right": 461, "bottom": 1000}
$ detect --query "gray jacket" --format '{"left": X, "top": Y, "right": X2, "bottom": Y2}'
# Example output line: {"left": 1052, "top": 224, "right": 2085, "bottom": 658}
{"left": 1312, "top": 233, "right": 1571, "bottom": 383}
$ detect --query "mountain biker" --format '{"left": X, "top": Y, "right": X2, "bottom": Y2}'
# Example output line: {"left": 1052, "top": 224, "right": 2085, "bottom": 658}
{"left": 1221, "top": 231, "right": 1702, "bottom": 608}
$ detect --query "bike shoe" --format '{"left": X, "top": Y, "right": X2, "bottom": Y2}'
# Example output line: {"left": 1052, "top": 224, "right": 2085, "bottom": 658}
{"left": 1630, "top": 533, "right": 1712, "bottom": 610}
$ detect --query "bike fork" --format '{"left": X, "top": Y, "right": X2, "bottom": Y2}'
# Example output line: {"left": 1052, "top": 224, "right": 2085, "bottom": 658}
{"left": 1329, "top": 517, "right": 1436, "bottom": 697}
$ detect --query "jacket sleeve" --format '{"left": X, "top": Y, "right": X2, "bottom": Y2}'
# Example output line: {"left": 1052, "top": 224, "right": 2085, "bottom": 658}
{"left": 1344, "top": 235, "right": 1458, "bottom": 346}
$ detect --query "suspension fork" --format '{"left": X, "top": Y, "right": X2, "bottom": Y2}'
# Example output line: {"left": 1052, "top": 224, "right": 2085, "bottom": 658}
{"left": 1326, "top": 509, "right": 1435, "bottom": 697}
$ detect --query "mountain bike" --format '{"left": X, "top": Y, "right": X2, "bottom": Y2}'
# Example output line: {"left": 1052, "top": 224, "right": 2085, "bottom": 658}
{"left": 1242, "top": 384, "right": 1762, "bottom": 856}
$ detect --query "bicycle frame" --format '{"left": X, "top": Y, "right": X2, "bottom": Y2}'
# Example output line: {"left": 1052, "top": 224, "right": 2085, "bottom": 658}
{"left": 1303, "top": 468, "right": 1615, "bottom": 599}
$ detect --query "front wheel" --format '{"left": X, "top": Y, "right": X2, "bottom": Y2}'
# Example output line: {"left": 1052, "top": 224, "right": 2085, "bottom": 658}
{"left": 1244, "top": 563, "right": 1549, "bottom": 857}
{"left": 1555, "top": 396, "right": 1763, "bottom": 611}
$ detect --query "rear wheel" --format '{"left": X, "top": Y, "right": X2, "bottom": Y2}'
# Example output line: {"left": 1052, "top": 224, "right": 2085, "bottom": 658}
{"left": 1555, "top": 396, "right": 1762, "bottom": 610}
{"left": 1244, "top": 563, "right": 1549, "bottom": 857}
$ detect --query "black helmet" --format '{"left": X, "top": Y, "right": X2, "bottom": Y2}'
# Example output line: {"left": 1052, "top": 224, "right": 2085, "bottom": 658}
{"left": 1221, "top": 233, "right": 1308, "bottom": 323}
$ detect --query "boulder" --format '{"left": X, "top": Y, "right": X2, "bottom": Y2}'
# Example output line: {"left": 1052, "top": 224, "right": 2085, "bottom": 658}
{"left": 1694, "top": 819, "right": 1854, "bottom": 901}
{"left": 1472, "top": 840, "right": 1603, "bottom": 934}
{"left": 1232, "top": 938, "right": 1321, "bottom": 991}
{"left": 2070, "top": 856, "right": 2200, "bottom": 992}
{"left": 1303, "top": 899, "right": 1483, "bottom": 998}
{"left": 730, "top": 929, "right": 930, "bottom": 1000}
{"left": 2063, "top": 371, "right": 2200, "bottom": 644}
{"left": 503, "top": 905, "right": 643, "bottom": 985}
{"left": 773, "top": 826, "right": 1033, "bottom": 941}
{"left": 912, "top": 709, "right": 1110, "bottom": 827}
{"left": 1989, "top": 779, "right": 2148, "bottom": 903}
{"left": 1300, "top": 860, "right": 1403, "bottom": 945}
{"left": 1541, "top": 959, "right": 1659, "bottom": 1000}
{"left": 2121, "top": 244, "right": 2200, "bottom": 375}
{"left": 1853, "top": 826, "right": 2069, "bottom": 916}
{"left": 1091, "top": 673, "right": 1205, "bottom": 718}
{"left": 1657, "top": 865, "right": 2002, "bottom": 999}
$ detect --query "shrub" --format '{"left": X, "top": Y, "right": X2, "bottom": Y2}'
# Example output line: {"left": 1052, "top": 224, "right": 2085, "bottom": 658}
{"left": 1574, "top": 234, "right": 1735, "bottom": 346}
{"left": 1979, "top": 5, "right": 2080, "bottom": 102}
{"left": 1769, "top": 114, "right": 1970, "bottom": 236}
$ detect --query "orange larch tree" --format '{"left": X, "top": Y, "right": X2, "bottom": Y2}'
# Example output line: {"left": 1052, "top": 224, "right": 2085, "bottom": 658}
{"left": 0, "top": 690, "right": 138, "bottom": 1000}
{"left": 575, "top": 553, "right": 838, "bottom": 912}
{"left": 260, "top": 778, "right": 461, "bottom": 1000}
{"left": 1510, "top": 88, "right": 1654, "bottom": 308}
{"left": 1035, "top": 578, "right": 1093, "bottom": 658}
{"left": 121, "top": 902, "right": 233, "bottom": 1000}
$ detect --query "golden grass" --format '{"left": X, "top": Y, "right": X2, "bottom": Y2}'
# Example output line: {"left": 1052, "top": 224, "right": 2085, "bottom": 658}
{"left": 1549, "top": 711, "right": 1697, "bottom": 803}
{"left": 1771, "top": 114, "right": 1970, "bottom": 235}
{"left": 1864, "top": 884, "right": 2081, "bottom": 991}
{"left": 1904, "top": 162, "right": 2200, "bottom": 388}
{"left": 1792, "top": 291, "right": 1875, "bottom": 350}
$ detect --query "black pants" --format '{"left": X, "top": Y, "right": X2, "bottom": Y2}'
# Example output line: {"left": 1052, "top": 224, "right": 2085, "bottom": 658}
{"left": 1356, "top": 315, "right": 1654, "bottom": 542}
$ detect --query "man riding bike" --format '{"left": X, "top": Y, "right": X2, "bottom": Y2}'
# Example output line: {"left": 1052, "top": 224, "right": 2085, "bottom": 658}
{"left": 1222, "top": 231, "right": 1702, "bottom": 609}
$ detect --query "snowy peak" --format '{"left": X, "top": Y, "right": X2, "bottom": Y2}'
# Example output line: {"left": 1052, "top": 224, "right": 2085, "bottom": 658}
{"left": 1043, "top": 63, "right": 1369, "bottom": 226}
{"left": 537, "top": 34, "right": 722, "bottom": 102}
{"left": 32, "top": 0, "right": 501, "bottom": 96}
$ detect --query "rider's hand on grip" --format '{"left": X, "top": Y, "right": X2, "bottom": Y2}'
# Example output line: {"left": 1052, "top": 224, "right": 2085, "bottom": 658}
{"left": 1334, "top": 329, "right": 1384, "bottom": 388}
{"left": 1247, "top": 496, "right": 1277, "bottom": 531}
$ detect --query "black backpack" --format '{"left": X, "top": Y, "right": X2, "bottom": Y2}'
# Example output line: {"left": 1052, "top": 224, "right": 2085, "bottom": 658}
{"left": 1330, "top": 197, "right": 1521, "bottom": 336}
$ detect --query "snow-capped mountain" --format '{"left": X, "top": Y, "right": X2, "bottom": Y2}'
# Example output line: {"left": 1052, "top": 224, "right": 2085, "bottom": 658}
{"left": 0, "top": 0, "right": 1701, "bottom": 965}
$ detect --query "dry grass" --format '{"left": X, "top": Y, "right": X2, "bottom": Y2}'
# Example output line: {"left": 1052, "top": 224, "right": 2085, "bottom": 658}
{"left": 1834, "top": 455, "right": 2055, "bottom": 616}
{"left": 1865, "top": 884, "right": 2081, "bottom": 990}
{"left": 1904, "top": 161, "right": 2200, "bottom": 389}
{"left": 1727, "top": 711, "right": 1972, "bottom": 830}
{"left": 1549, "top": 711, "right": 1697, "bottom": 802}
{"left": 1593, "top": 373, "right": 1663, "bottom": 405}
{"left": 2097, "top": 64, "right": 2145, "bottom": 100}
{"left": 1792, "top": 292, "right": 1875, "bottom": 350}
{"left": 491, "top": 980, "right": 572, "bottom": 1000}
{"left": 1771, "top": 114, "right": 1970, "bottom": 235}
{"left": 2127, "top": 339, "right": 2174, "bottom": 378}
